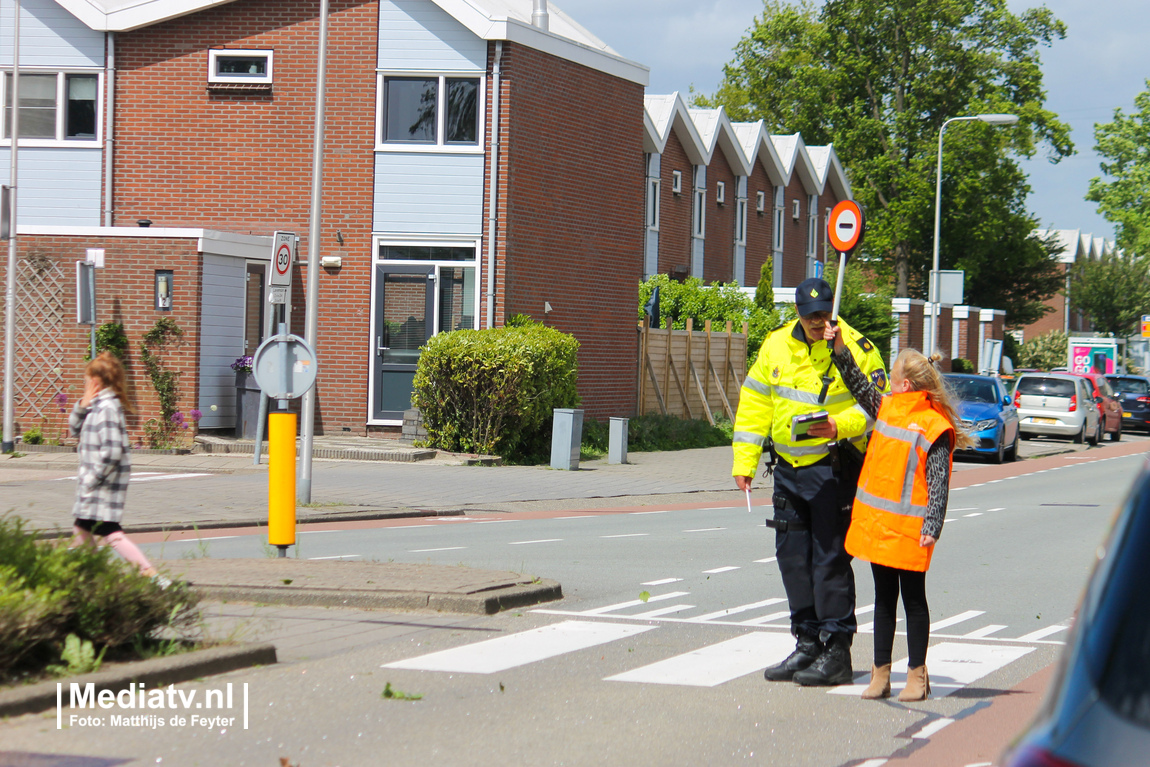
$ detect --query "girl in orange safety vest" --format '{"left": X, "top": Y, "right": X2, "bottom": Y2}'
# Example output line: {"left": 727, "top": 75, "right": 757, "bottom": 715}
{"left": 824, "top": 325, "right": 973, "bottom": 702}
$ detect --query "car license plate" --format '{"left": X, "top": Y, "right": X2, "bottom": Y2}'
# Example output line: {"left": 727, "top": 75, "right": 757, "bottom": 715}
{"left": 1124, "top": 411, "right": 1133, "bottom": 418}
{"left": 1032, "top": 417, "right": 1058, "bottom": 425}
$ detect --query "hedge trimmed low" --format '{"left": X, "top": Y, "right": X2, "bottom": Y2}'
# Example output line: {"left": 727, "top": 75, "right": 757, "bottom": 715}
{"left": 412, "top": 324, "right": 580, "bottom": 462}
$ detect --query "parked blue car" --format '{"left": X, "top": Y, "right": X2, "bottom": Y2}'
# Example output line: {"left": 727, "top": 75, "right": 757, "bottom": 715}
{"left": 1106, "top": 374, "right": 1150, "bottom": 432}
{"left": 944, "top": 373, "right": 1020, "bottom": 463}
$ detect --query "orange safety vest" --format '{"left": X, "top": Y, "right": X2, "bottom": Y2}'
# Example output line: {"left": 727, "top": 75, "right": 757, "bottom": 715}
{"left": 845, "top": 391, "right": 955, "bottom": 573}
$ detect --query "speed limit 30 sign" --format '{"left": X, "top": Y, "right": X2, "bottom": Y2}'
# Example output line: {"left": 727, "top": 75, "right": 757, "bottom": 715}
{"left": 269, "top": 231, "right": 296, "bottom": 289}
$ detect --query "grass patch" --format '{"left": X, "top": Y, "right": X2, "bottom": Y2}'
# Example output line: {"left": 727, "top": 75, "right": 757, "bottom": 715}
{"left": 582, "top": 414, "right": 732, "bottom": 455}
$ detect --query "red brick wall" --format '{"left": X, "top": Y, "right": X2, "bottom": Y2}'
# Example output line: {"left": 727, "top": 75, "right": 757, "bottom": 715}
{"left": 816, "top": 188, "right": 842, "bottom": 270}
{"left": 0, "top": 237, "right": 202, "bottom": 444}
{"left": 657, "top": 132, "right": 693, "bottom": 278}
{"left": 113, "top": 0, "right": 379, "bottom": 434}
{"left": 497, "top": 43, "right": 644, "bottom": 419}
{"left": 745, "top": 162, "right": 772, "bottom": 289}
{"left": 703, "top": 150, "right": 736, "bottom": 284}
{"left": 780, "top": 177, "right": 810, "bottom": 287}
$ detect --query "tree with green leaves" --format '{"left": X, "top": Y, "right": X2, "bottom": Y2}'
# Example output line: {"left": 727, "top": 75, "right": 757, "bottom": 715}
{"left": 1087, "top": 81, "right": 1150, "bottom": 258}
{"left": 700, "top": 0, "right": 1072, "bottom": 326}
{"left": 822, "top": 262, "right": 899, "bottom": 364}
{"left": 1070, "top": 250, "right": 1150, "bottom": 342}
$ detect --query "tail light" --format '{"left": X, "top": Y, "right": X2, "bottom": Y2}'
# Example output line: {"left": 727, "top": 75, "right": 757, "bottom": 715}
{"left": 1138, "top": 396, "right": 1150, "bottom": 404}
{"left": 1014, "top": 390, "right": 1021, "bottom": 408}
{"left": 1004, "top": 744, "right": 1083, "bottom": 767}
{"left": 1069, "top": 395, "right": 1076, "bottom": 412}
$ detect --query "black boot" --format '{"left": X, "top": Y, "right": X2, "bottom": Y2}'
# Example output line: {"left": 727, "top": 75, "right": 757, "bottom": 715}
{"left": 793, "top": 633, "right": 853, "bottom": 686}
{"left": 764, "top": 632, "right": 823, "bottom": 682}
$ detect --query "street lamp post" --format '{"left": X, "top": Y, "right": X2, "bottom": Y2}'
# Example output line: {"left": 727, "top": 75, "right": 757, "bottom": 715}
{"left": 929, "top": 113, "right": 1019, "bottom": 359}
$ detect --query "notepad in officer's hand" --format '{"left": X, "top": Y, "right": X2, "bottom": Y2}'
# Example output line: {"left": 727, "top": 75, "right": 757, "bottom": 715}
{"left": 791, "top": 411, "right": 829, "bottom": 442}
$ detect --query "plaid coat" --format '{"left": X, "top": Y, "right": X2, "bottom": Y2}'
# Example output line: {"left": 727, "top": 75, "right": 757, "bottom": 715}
{"left": 70, "top": 389, "right": 131, "bottom": 522}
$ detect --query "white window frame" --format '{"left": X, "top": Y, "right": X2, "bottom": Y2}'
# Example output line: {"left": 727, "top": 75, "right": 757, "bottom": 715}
{"left": 807, "top": 195, "right": 818, "bottom": 256}
{"left": 772, "top": 186, "right": 785, "bottom": 251}
{"left": 671, "top": 169, "right": 683, "bottom": 195}
{"left": 367, "top": 236, "right": 483, "bottom": 426}
{"left": 208, "top": 49, "right": 274, "bottom": 85}
{"left": 755, "top": 190, "right": 766, "bottom": 213}
{"left": 791, "top": 198, "right": 801, "bottom": 220}
{"left": 715, "top": 181, "right": 726, "bottom": 205}
{"left": 0, "top": 68, "right": 102, "bottom": 147}
{"left": 823, "top": 206, "right": 832, "bottom": 260}
{"left": 736, "top": 197, "right": 748, "bottom": 245}
{"left": 375, "top": 71, "right": 486, "bottom": 154}
{"left": 646, "top": 177, "right": 661, "bottom": 231}
{"left": 693, "top": 188, "right": 706, "bottom": 238}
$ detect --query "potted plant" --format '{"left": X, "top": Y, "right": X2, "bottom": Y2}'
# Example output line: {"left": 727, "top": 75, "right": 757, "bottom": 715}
{"left": 232, "top": 355, "right": 260, "bottom": 439}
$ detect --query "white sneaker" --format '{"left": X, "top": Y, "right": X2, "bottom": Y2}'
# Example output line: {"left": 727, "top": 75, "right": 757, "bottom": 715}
{"left": 152, "top": 575, "right": 173, "bottom": 590}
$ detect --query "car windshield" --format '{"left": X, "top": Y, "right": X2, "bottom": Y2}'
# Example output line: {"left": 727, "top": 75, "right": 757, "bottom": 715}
{"left": 1015, "top": 377, "right": 1075, "bottom": 397}
{"left": 946, "top": 377, "right": 998, "bottom": 404}
{"left": 1109, "top": 378, "right": 1150, "bottom": 396}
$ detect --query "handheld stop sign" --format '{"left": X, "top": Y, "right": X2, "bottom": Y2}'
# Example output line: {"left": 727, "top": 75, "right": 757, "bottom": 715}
{"left": 826, "top": 200, "right": 866, "bottom": 321}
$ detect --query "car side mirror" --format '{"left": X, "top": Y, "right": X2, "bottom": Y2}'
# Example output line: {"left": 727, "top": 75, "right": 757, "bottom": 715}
{"left": 1002, "top": 395, "right": 1012, "bottom": 407}
{"left": 1094, "top": 396, "right": 1103, "bottom": 404}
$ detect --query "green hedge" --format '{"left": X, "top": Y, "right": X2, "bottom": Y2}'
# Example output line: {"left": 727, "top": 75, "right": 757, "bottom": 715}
{"left": 583, "top": 414, "right": 732, "bottom": 454}
{"left": 412, "top": 324, "right": 580, "bottom": 462}
{"left": 0, "top": 515, "right": 199, "bottom": 679}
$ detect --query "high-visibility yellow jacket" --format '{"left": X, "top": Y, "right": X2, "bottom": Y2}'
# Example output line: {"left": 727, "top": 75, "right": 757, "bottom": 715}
{"left": 845, "top": 391, "right": 954, "bottom": 572}
{"left": 731, "top": 318, "right": 888, "bottom": 477}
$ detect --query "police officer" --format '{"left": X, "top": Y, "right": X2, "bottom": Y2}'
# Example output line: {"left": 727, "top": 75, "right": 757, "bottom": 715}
{"left": 732, "top": 277, "right": 888, "bottom": 686}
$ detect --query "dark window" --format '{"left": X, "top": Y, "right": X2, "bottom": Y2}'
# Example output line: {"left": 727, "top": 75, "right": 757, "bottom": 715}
{"left": 216, "top": 56, "right": 267, "bottom": 77}
{"left": 383, "top": 77, "right": 437, "bottom": 143}
{"left": 65, "top": 74, "right": 97, "bottom": 139}
{"left": 444, "top": 78, "right": 478, "bottom": 144}
{"left": 378, "top": 245, "right": 475, "bottom": 262}
{"left": 1016, "top": 377, "right": 1076, "bottom": 398}
{"left": 945, "top": 376, "right": 997, "bottom": 404}
{"left": 1108, "top": 377, "right": 1150, "bottom": 396}
{"left": 4, "top": 73, "right": 56, "bottom": 139}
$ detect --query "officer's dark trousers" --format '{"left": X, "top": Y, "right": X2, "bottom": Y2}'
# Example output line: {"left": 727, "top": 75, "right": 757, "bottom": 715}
{"left": 771, "top": 455, "right": 857, "bottom": 639}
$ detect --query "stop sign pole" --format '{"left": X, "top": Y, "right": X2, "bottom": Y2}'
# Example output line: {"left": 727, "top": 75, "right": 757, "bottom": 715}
{"left": 826, "top": 200, "right": 866, "bottom": 322}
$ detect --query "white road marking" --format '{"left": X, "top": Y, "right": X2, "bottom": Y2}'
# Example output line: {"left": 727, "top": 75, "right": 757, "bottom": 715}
{"left": 631, "top": 510, "right": 671, "bottom": 515}
{"left": 308, "top": 554, "right": 360, "bottom": 560}
{"left": 856, "top": 604, "right": 876, "bottom": 616}
{"left": 605, "top": 632, "right": 797, "bottom": 687}
{"left": 690, "top": 598, "right": 787, "bottom": 623}
{"left": 601, "top": 533, "right": 649, "bottom": 539}
{"left": 683, "top": 527, "right": 726, "bottom": 533}
{"left": 382, "top": 620, "right": 656, "bottom": 674}
{"left": 409, "top": 546, "right": 467, "bottom": 553}
{"left": 1016, "top": 624, "right": 1070, "bottom": 642}
{"left": 830, "top": 642, "right": 1034, "bottom": 697}
{"left": 555, "top": 516, "right": 594, "bottom": 520}
{"left": 989, "top": 507, "right": 1005, "bottom": 512}
{"left": 963, "top": 625, "right": 1007, "bottom": 639}
{"left": 298, "top": 530, "right": 348, "bottom": 535}
{"left": 580, "top": 592, "right": 692, "bottom": 616}
{"left": 856, "top": 760, "right": 889, "bottom": 767}
{"left": 641, "top": 578, "right": 682, "bottom": 586}
{"left": 508, "top": 539, "right": 562, "bottom": 545}
{"left": 912, "top": 718, "right": 955, "bottom": 739}
{"left": 475, "top": 520, "right": 517, "bottom": 524}
{"left": 630, "top": 604, "right": 695, "bottom": 619}
{"left": 948, "top": 508, "right": 977, "bottom": 512}
{"left": 964, "top": 512, "right": 984, "bottom": 518}
{"left": 930, "top": 610, "right": 986, "bottom": 631}
{"left": 702, "top": 566, "right": 740, "bottom": 574}
{"left": 754, "top": 557, "right": 777, "bottom": 563}
{"left": 130, "top": 473, "right": 213, "bottom": 482}
{"left": 858, "top": 617, "right": 902, "bottom": 633}
{"left": 740, "top": 610, "right": 790, "bottom": 626}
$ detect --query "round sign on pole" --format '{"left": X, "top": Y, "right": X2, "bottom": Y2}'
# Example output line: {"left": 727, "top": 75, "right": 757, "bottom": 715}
{"left": 827, "top": 200, "right": 865, "bottom": 254}
{"left": 275, "top": 243, "right": 292, "bottom": 278}
{"left": 252, "top": 333, "right": 318, "bottom": 400}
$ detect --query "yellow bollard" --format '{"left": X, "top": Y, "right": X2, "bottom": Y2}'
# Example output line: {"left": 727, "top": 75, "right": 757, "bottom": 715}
{"left": 268, "top": 412, "right": 297, "bottom": 554}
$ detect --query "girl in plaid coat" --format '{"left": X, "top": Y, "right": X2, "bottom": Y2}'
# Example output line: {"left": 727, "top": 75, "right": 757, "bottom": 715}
{"left": 70, "top": 352, "right": 162, "bottom": 580}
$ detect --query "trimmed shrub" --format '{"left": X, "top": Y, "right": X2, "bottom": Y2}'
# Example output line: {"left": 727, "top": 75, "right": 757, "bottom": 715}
{"left": 951, "top": 358, "right": 975, "bottom": 373}
{"left": 412, "top": 324, "right": 580, "bottom": 462}
{"left": 1017, "top": 330, "right": 1068, "bottom": 371}
{"left": 583, "top": 414, "right": 731, "bottom": 454}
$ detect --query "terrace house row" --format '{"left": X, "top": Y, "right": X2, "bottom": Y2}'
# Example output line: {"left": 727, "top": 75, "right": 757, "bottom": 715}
{"left": 0, "top": 0, "right": 855, "bottom": 442}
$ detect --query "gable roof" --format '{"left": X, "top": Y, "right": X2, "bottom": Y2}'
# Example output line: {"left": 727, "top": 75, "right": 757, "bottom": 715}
{"left": 53, "top": 0, "right": 649, "bottom": 84}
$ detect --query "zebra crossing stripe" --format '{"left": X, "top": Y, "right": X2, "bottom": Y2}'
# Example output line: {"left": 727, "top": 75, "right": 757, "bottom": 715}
{"left": 580, "top": 592, "right": 690, "bottom": 616}
{"left": 689, "top": 598, "right": 786, "bottom": 623}
{"left": 381, "top": 620, "right": 656, "bottom": 674}
{"left": 829, "top": 642, "right": 1034, "bottom": 697}
{"left": 1016, "top": 624, "right": 1069, "bottom": 642}
{"left": 604, "top": 632, "right": 796, "bottom": 687}
{"left": 929, "top": 610, "right": 985, "bottom": 632}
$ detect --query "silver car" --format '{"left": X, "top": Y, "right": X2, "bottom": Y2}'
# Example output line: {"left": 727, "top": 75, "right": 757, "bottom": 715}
{"left": 1014, "top": 372, "right": 1102, "bottom": 444}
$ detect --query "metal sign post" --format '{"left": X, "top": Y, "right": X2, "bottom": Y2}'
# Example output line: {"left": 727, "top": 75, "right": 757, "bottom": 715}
{"left": 254, "top": 232, "right": 296, "bottom": 466}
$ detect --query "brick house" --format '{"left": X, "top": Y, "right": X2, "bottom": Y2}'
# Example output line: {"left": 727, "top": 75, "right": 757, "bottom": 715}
{"left": 1021, "top": 229, "right": 1107, "bottom": 343}
{"left": 1, "top": 0, "right": 649, "bottom": 439}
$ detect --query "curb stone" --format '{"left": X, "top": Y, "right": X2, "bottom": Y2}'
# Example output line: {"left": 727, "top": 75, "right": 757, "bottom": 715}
{"left": 0, "top": 642, "right": 277, "bottom": 719}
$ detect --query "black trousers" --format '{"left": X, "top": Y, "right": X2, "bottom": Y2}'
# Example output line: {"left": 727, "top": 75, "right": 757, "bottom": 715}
{"left": 871, "top": 563, "right": 930, "bottom": 668}
{"left": 771, "top": 455, "right": 858, "bottom": 638}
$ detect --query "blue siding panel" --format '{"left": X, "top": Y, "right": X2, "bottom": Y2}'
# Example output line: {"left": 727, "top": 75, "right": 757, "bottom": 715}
{"left": 378, "top": 0, "right": 485, "bottom": 72}
{"left": 0, "top": 0, "right": 104, "bottom": 68}
{"left": 373, "top": 152, "right": 484, "bottom": 235}
{"left": 0, "top": 147, "right": 101, "bottom": 226}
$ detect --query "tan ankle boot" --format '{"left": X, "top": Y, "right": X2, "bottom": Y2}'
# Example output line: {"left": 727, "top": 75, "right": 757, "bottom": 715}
{"left": 861, "top": 663, "right": 891, "bottom": 699}
{"left": 898, "top": 665, "right": 930, "bottom": 701}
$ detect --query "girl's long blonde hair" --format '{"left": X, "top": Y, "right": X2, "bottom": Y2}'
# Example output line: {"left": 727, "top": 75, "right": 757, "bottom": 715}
{"left": 895, "top": 349, "right": 975, "bottom": 449}
{"left": 85, "top": 352, "right": 135, "bottom": 414}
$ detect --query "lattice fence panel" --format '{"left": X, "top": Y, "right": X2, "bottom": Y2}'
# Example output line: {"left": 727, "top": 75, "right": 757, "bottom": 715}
{"left": 12, "top": 253, "right": 67, "bottom": 423}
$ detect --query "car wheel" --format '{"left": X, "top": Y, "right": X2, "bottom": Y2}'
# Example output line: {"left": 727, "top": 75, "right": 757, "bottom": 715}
{"left": 1075, "top": 422, "right": 1086, "bottom": 444}
{"left": 1088, "top": 421, "right": 1102, "bottom": 446}
{"left": 1006, "top": 431, "right": 1020, "bottom": 462}
{"left": 994, "top": 434, "right": 1005, "bottom": 463}
{"left": 1110, "top": 420, "right": 1122, "bottom": 442}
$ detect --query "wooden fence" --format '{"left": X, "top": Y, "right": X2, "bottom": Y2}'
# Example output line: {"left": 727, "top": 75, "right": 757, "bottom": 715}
{"left": 637, "top": 319, "right": 749, "bottom": 423}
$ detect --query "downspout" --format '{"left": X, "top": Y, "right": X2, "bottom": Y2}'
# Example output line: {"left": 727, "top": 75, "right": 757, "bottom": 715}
{"left": 531, "top": 0, "right": 549, "bottom": 31}
{"left": 485, "top": 41, "right": 502, "bottom": 328}
{"left": 103, "top": 32, "right": 114, "bottom": 227}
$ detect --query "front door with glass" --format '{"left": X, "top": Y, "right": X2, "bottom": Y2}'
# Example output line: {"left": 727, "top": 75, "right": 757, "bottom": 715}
{"left": 372, "top": 265, "right": 435, "bottom": 421}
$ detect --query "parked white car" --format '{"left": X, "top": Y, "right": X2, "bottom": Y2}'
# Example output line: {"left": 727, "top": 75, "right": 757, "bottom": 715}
{"left": 1014, "top": 372, "right": 1102, "bottom": 444}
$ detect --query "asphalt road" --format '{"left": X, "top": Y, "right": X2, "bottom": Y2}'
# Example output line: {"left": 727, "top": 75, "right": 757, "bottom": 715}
{"left": 1, "top": 442, "right": 1144, "bottom": 766}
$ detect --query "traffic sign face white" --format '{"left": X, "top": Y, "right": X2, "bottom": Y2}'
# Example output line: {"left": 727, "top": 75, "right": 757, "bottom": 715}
{"left": 827, "top": 200, "right": 865, "bottom": 253}
{"left": 268, "top": 231, "right": 295, "bottom": 288}
{"left": 268, "top": 287, "right": 288, "bottom": 305}
{"left": 252, "top": 333, "right": 318, "bottom": 399}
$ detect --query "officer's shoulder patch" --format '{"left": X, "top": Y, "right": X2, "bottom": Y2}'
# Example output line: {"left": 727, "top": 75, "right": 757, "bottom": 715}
{"left": 771, "top": 365, "right": 781, "bottom": 380}
{"left": 870, "top": 369, "right": 887, "bottom": 390}
{"left": 858, "top": 337, "right": 874, "bottom": 353}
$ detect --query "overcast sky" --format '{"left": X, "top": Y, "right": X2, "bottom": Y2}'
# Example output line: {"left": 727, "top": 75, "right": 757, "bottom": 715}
{"left": 557, "top": 0, "right": 1149, "bottom": 242}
